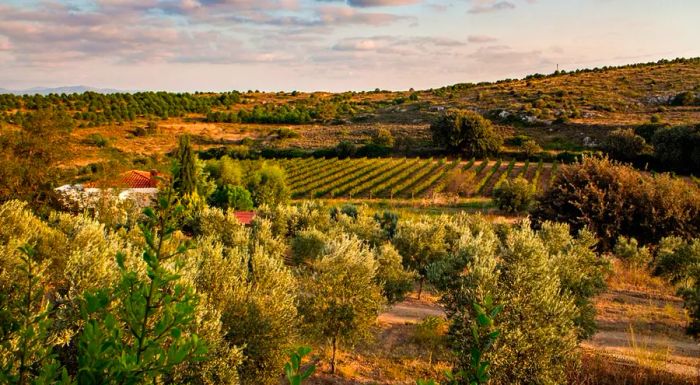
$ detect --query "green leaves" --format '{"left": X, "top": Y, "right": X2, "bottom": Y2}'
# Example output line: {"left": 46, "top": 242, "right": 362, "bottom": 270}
{"left": 284, "top": 346, "right": 316, "bottom": 385}
{"left": 0, "top": 244, "right": 66, "bottom": 385}
{"left": 77, "top": 187, "right": 208, "bottom": 384}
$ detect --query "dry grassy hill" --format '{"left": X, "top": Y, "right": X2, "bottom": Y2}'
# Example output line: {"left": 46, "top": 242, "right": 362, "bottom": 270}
{"left": 1, "top": 58, "right": 698, "bottom": 178}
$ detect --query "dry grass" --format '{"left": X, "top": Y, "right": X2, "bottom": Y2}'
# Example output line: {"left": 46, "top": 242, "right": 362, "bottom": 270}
{"left": 582, "top": 259, "right": 699, "bottom": 379}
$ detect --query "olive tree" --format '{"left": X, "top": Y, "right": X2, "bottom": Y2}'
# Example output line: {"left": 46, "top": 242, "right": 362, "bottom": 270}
{"left": 428, "top": 219, "right": 606, "bottom": 385}
{"left": 296, "top": 235, "right": 385, "bottom": 374}
{"left": 393, "top": 218, "right": 449, "bottom": 299}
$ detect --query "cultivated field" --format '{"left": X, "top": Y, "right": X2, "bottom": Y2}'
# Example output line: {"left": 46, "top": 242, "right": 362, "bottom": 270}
{"left": 262, "top": 157, "right": 557, "bottom": 199}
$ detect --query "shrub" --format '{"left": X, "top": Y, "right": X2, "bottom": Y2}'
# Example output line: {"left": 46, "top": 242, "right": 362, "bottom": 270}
{"left": 372, "top": 128, "right": 395, "bottom": 147}
{"left": 413, "top": 315, "right": 448, "bottom": 352}
{"left": 651, "top": 237, "right": 700, "bottom": 335}
{"left": 275, "top": 127, "right": 300, "bottom": 139}
{"left": 634, "top": 123, "right": 666, "bottom": 142}
{"left": 334, "top": 141, "right": 357, "bottom": 159}
{"left": 428, "top": 220, "right": 595, "bottom": 385}
{"left": 652, "top": 237, "right": 700, "bottom": 287}
{"left": 521, "top": 139, "right": 542, "bottom": 157}
{"left": 330, "top": 204, "right": 358, "bottom": 220}
{"left": 291, "top": 228, "right": 327, "bottom": 265}
{"left": 652, "top": 125, "right": 700, "bottom": 173}
{"left": 374, "top": 210, "right": 399, "bottom": 239}
{"left": 86, "top": 133, "right": 109, "bottom": 147}
{"left": 208, "top": 184, "right": 254, "bottom": 211}
{"left": 613, "top": 236, "right": 652, "bottom": 268}
{"left": 670, "top": 91, "right": 698, "bottom": 106}
{"left": 374, "top": 243, "right": 416, "bottom": 304}
{"left": 247, "top": 164, "right": 290, "bottom": 207}
{"left": 603, "top": 128, "right": 650, "bottom": 161}
{"left": 430, "top": 110, "right": 502, "bottom": 157}
{"left": 492, "top": 177, "right": 535, "bottom": 213}
{"left": 532, "top": 156, "right": 700, "bottom": 249}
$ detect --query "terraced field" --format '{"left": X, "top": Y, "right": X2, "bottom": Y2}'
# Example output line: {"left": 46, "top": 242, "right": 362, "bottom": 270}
{"left": 269, "top": 157, "right": 559, "bottom": 199}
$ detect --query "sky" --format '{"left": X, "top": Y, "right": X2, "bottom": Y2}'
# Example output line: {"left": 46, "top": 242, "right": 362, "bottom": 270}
{"left": 0, "top": 0, "right": 698, "bottom": 92}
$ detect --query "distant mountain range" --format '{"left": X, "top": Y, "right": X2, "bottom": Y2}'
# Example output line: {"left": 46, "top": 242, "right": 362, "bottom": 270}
{"left": 0, "top": 85, "right": 125, "bottom": 95}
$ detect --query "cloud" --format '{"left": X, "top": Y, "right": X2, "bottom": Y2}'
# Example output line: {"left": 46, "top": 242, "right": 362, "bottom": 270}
{"left": 346, "top": 0, "right": 421, "bottom": 7}
{"left": 316, "top": 0, "right": 421, "bottom": 7}
{"left": 468, "top": 1, "right": 515, "bottom": 14}
{"left": 468, "top": 34, "right": 498, "bottom": 43}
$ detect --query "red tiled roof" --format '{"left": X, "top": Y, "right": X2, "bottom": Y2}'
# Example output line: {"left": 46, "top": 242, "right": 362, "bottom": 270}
{"left": 233, "top": 211, "right": 256, "bottom": 225}
{"left": 118, "top": 170, "right": 160, "bottom": 188}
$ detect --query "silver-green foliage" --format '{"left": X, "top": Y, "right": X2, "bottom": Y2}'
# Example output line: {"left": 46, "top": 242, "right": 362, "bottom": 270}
{"left": 428, "top": 219, "right": 607, "bottom": 385}
{"left": 77, "top": 191, "right": 208, "bottom": 384}
{"left": 296, "top": 234, "right": 386, "bottom": 374}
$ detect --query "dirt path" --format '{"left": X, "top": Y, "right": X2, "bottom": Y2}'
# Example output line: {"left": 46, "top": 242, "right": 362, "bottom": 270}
{"left": 377, "top": 297, "right": 445, "bottom": 325}
{"left": 378, "top": 287, "right": 700, "bottom": 378}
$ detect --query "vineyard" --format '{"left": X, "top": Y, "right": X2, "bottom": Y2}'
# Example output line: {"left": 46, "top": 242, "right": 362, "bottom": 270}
{"left": 261, "top": 157, "right": 559, "bottom": 199}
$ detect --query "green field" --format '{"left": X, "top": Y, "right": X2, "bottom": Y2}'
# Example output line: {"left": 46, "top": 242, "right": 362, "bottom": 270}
{"left": 260, "top": 157, "right": 558, "bottom": 199}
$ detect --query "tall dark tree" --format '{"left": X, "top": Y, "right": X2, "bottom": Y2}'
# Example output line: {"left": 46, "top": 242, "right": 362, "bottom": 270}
{"left": 174, "top": 135, "right": 198, "bottom": 197}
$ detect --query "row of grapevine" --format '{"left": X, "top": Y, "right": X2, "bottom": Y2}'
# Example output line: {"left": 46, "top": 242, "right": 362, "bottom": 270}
{"left": 272, "top": 157, "right": 560, "bottom": 199}
{"left": 315, "top": 159, "right": 392, "bottom": 198}
{"left": 475, "top": 159, "right": 501, "bottom": 195}
{"left": 352, "top": 158, "right": 420, "bottom": 198}
{"left": 333, "top": 158, "right": 405, "bottom": 198}
{"left": 294, "top": 158, "right": 371, "bottom": 197}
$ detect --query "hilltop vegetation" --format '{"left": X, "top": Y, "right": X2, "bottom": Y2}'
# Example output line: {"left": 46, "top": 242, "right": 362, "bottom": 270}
{"left": 0, "top": 57, "right": 698, "bottom": 181}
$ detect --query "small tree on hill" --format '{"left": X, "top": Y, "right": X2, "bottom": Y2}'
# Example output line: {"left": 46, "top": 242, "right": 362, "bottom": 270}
{"left": 430, "top": 110, "right": 502, "bottom": 157}
{"left": 603, "top": 128, "right": 650, "bottom": 162}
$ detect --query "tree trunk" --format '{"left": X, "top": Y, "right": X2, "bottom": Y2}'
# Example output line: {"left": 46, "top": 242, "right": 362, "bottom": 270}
{"left": 331, "top": 335, "right": 338, "bottom": 374}
{"left": 417, "top": 277, "right": 424, "bottom": 300}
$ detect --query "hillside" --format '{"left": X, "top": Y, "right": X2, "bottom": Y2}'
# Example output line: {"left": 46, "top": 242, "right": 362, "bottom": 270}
{"left": 0, "top": 58, "right": 698, "bottom": 176}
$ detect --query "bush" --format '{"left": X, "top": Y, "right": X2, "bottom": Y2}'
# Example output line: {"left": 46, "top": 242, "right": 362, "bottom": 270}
{"left": 651, "top": 237, "right": 700, "bottom": 335}
{"left": 521, "top": 139, "right": 542, "bottom": 157}
{"left": 372, "top": 128, "right": 395, "bottom": 147}
{"left": 274, "top": 127, "right": 300, "bottom": 139}
{"left": 247, "top": 164, "right": 290, "bottom": 207}
{"left": 334, "top": 141, "right": 357, "bottom": 158}
{"left": 86, "top": 133, "right": 109, "bottom": 147}
{"left": 208, "top": 184, "right": 254, "bottom": 211}
{"left": 374, "top": 243, "right": 416, "bottom": 304}
{"left": 603, "top": 128, "right": 650, "bottom": 161}
{"left": 613, "top": 236, "right": 652, "bottom": 268}
{"left": 413, "top": 315, "right": 447, "bottom": 348}
{"left": 670, "top": 91, "right": 698, "bottom": 106}
{"left": 532, "top": 156, "right": 700, "bottom": 249}
{"left": 634, "top": 123, "right": 666, "bottom": 142}
{"left": 652, "top": 125, "right": 700, "bottom": 173}
{"left": 428, "top": 220, "right": 606, "bottom": 385}
{"left": 652, "top": 237, "right": 700, "bottom": 287}
{"left": 291, "top": 228, "right": 327, "bottom": 265}
{"left": 430, "top": 110, "right": 502, "bottom": 156}
{"left": 493, "top": 177, "right": 535, "bottom": 213}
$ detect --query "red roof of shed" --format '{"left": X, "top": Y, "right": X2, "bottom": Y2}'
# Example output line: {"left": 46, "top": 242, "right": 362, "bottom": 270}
{"left": 118, "top": 170, "right": 160, "bottom": 188}
{"left": 233, "top": 211, "right": 256, "bottom": 225}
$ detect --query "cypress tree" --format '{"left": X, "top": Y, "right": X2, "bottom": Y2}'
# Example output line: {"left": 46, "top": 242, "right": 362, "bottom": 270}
{"left": 175, "top": 135, "right": 197, "bottom": 197}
